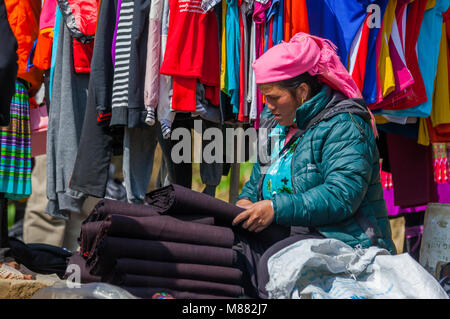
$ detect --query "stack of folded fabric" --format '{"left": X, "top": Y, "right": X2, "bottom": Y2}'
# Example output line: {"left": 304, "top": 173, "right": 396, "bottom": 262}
{"left": 66, "top": 185, "right": 290, "bottom": 299}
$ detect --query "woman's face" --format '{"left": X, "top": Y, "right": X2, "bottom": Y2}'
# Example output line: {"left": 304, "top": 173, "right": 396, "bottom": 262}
{"left": 259, "top": 83, "right": 308, "bottom": 126}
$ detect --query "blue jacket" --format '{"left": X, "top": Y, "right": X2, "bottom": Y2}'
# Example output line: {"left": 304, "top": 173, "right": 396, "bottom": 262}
{"left": 238, "top": 90, "right": 396, "bottom": 254}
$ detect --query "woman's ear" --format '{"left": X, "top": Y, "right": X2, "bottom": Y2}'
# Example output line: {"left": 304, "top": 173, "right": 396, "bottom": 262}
{"left": 296, "top": 83, "right": 310, "bottom": 105}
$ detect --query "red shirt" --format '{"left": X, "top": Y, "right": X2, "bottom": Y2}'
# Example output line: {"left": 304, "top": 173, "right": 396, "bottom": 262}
{"left": 160, "top": 0, "right": 220, "bottom": 111}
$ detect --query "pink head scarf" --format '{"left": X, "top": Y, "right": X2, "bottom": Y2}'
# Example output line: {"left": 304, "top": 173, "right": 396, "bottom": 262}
{"left": 252, "top": 32, "right": 362, "bottom": 99}
{"left": 252, "top": 32, "right": 378, "bottom": 137}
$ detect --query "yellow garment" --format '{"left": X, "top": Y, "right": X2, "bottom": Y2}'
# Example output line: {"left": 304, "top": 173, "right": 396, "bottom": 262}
{"left": 430, "top": 23, "right": 450, "bottom": 127}
{"left": 378, "top": 0, "right": 396, "bottom": 98}
{"left": 220, "top": 0, "right": 228, "bottom": 94}
{"left": 418, "top": 117, "right": 430, "bottom": 146}
{"left": 426, "top": 0, "right": 436, "bottom": 10}
{"left": 374, "top": 114, "right": 390, "bottom": 124}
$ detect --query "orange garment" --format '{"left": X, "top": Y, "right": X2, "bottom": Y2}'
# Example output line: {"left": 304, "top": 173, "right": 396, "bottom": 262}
{"left": 283, "top": 0, "right": 309, "bottom": 41}
{"left": 33, "top": 32, "right": 53, "bottom": 71}
{"left": 5, "top": 0, "right": 44, "bottom": 95}
{"left": 33, "top": 0, "right": 56, "bottom": 71}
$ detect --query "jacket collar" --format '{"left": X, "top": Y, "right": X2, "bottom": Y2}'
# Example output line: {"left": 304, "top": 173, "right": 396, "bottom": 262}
{"left": 296, "top": 85, "right": 372, "bottom": 130}
{"left": 295, "top": 85, "right": 333, "bottom": 130}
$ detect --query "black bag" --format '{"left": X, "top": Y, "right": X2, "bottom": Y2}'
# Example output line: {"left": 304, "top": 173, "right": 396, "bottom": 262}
{"left": 8, "top": 237, "right": 73, "bottom": 279}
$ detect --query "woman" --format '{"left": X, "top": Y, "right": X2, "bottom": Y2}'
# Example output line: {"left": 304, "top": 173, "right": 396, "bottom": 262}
{"left": 77, "top": 32, "right": 396, "bottom": 300}
{"left": 233, "top": 32, "right": 396, "bottom": 297}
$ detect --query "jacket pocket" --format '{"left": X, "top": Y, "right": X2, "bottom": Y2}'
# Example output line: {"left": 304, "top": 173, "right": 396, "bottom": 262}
{"left": 304, "top": 170, "right": 322, "bottom": 189}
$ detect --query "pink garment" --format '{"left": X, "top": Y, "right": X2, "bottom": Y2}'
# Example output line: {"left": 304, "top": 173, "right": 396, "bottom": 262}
{"left": 253, "top": 0, "right": 271, "bottom": 60}
{"left": 384, "top": 183, "right": 450, "bottom": 217}
{"left": 284, "top": 126, "right": 299, "bottom": 146}
{"left": 253, "top": 0, "right": 271, "bottom": 129}
{"left": 144, "top": 0, "right": 163, "bottom": 110}
{"left": 252, "top": 32, "right": 363, "bottom": 99}
{"left": 387, "top": 18, "right": 414, "bottom": 91}
{"left": 369, "top": 2, "right": 414, "bottom": 110}
{"left": 40, "top": 0, "right": 57, "bottom": 31}
{"left": 29, "top": 103, "right": 48, "bottom": 158}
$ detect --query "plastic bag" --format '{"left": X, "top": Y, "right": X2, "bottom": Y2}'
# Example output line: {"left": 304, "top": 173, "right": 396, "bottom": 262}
{"left": 266, "top": 238, "right": 449, "bottom": 299}
{"left": 31, "top": 282, "right": 139, "bottom": 299}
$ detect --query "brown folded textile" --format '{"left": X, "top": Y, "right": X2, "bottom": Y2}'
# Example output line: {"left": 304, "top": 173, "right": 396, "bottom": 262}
{"left": 84, "top": 198, "right": 214, "bottom": 226}
{"left": 109, "top": 258, "right": 243, "bottom": 285}
{"left": 97, "top": 214, "right": 235, "bottom": 248}
{"left": 145, "top": 184, "right": 242, "bottom": 220}
{"left": 144, "top": 184, "right": 291, "bottom": 246}
{"left": 170, "top": 214, "right": 215, "bottom": 225}
{"left": 115, "top": 274, "right": 245, "bottom": 297}
{"left": 79, "top": 221, "right": 104, "bottom": 257}
{"left": 123, "top": 286, "right": 236, "bottom": 299}
{"left": 65, "top": 252, "right": 101, "bottom": 284}
{"left": 87, "top": 237, "right": 238, "bottom": 276}
{"left": 83, "top": 199, "right": 160, "bottom": 225}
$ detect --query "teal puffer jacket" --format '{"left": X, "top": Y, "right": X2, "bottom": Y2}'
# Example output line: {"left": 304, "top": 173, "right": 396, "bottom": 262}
{"left": 238, "top": 90, "right": 396, "bottom": 254}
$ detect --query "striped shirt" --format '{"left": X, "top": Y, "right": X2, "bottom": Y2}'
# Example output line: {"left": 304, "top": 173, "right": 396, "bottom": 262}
{"left": 111, "top": 0, "right": 134, "bottom": 125}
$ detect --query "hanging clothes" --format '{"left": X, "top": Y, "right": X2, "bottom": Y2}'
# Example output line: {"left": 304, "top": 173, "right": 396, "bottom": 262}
{"left": 68, "top": 0, "right": 122, "bottom": 201}
{"left": 305, "top": 0, "right": 371, "bottom": 68}
{"left": 376, "top": 0, "right": 397, "bottom": 103}
{"left": 368, "top": 2, "right": 415, "bottom": 113}
{"left": 362, "top": 0, "right": 389, "bottom": 105}
{"left": 386, "top": 132, "right": 438, "bottom": 208}
{"left": 0, "top": 81, "right": 32, "bottom": 200}
{"left": 144, "top": 0, "right": 163, "bottom": 126}
{"left": 283, "top": 0, "right": 308, "bottom": 42}
{"left": 252, "top": 0, "right": 271, "bottom": 128}
{"left": 380, "top": 0, "right": 429, "bottom": 112}
{"left": 4, "top": 0, "right": 44, "bottom": 96}
{"left": 220, "top": 0, "right": 228, "bottom": 94}
{"left": 46, "top": 18, "right": 90, "bottom": 219}
{"left": 0, "top": 0, "right": 18, "bottom": 127}
{"left": 32, "top": 0, "right": 57, "bottom": 71}
{"left": 160, "top": 0, "right": 220, "bottom": 112}
{"left": 48, "top": 4, "right": 62, "bottom": 105}
{"left": 110, "top": 0, "right": 134, "bottom": 127}
{"left": 111, "top": 0, "right": 122, "bottom": 67}
{"left": 383, "top": 0, "right": 450, "bottom": 117}
{"left": 349, "top": 13, "right": 370, "bottom": 92}
{"left": 429, "top": 24, "right": 450, "bottom": 128}
{"left": 264, "top": 0, "right": 279, "bottom": 52}
{"left": 157, "top": 0, "right": 175, "bottom": 138}
{"left": 225, "top": 0, "right": 241, "bottom": 115}
{"left": 56, "top": 0, "right": 99, "bottom": 74}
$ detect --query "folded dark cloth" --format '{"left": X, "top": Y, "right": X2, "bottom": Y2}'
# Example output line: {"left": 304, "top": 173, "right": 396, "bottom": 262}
{"left": 109, "top": 258, "right": 243, "bottom": 285}
{"left": 84, "top": 198, "right": 215, "bottom": 225}
{"left": 96, "top": 214, "right": 235, "bottom": 248}
{"left": 114, "top": 274, "right": 244, "bottom": 297}
{"left": 123, "top": 286, "right": 236, "bottom": 299}
{"left": 79, "top": 221, "right": 104, "bottom": 257}
{"left": 83, "top": 199, "right": 160, "bottom": 225}
{"left": 65, "top": 252, "right": 101, "bottom": 284}
{"left": 8, "top": 238, "right": 72, "bottom": 279}
{"left": 87, "top": 237, "right": 238, "bottom": 276}
{"left": 145, "top": 184, "right": 290, "bottom": 246}
{"left": 170, "top": 214, "right": 215, "bottom": 225}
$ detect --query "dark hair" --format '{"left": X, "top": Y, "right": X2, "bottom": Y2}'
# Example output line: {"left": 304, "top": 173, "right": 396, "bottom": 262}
{"left": 275, "top": 72, "right": 322, "bottom": 99}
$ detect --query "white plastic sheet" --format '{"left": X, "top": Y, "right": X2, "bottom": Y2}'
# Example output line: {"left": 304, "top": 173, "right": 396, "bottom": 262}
{"left": 266, "top": 238, "right": 448, "bottom": 299}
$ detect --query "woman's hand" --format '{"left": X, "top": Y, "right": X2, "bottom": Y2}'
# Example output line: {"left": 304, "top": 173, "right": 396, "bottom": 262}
{"left": 232, "top": 200, "right": 274, "bottom": 233}
{"left": 235, "top": 198, "right": 254, "bottom": 209}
